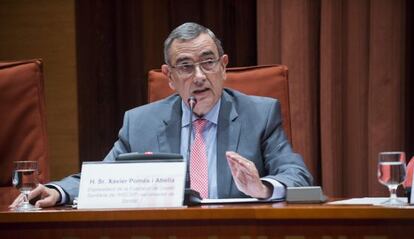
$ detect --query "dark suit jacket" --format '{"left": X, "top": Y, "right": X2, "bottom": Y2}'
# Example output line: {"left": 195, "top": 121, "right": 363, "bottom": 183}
{"left": 53, "top": 89, "right": 313, "bottom": 202}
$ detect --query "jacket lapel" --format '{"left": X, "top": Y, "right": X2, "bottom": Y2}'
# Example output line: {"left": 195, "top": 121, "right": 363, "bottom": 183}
{"left": 217, "top": 91, "right": 240, "bottom": 198}
{"left": 157, "top": 96, "right": 182, "bottom": 154}
{"left": 156, "top": 92, "right": 241, "bottom": 197}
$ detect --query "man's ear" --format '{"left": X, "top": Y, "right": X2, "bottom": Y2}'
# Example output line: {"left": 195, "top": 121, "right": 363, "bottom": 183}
{"left": 222, "top": 54, "right": 229, "bottom": 67}
{"left": 161, "top": 64, "right": 170, "bottom": 77}
{"left": 221, "top": 54, "right": 229, "bottom": 80}
{"left": 161, "top": 64, "right": 176, "bottom": 90}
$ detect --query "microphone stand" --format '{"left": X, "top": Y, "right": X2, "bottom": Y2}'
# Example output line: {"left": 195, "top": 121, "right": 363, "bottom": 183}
{"left": 184, "top": 96, "right": 201, "bottom": 205}
{"left": 186, "top": 96, "right": 196, "bottom": 187}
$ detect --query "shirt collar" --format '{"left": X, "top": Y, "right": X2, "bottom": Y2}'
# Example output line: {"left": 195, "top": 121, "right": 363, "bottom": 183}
{"left": 181, "top": 98, "right": 221, "bottom": 127}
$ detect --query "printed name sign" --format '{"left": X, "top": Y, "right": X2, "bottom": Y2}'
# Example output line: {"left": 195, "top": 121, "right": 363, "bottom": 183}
{"left": 77, "top": 161, "right": 186, "bottom": 209}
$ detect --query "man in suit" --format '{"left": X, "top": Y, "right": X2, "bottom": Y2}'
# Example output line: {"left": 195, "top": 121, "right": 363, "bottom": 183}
{"left": 11, "top": 22, "right": 312, "bottom": 208}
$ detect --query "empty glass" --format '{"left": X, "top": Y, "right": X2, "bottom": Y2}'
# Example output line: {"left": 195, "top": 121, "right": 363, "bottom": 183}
{"left": 377, "top": 152, "right": 407, "bottom": 206}
{"left": 11, "top": 161, "right": 40, "bottom": 211}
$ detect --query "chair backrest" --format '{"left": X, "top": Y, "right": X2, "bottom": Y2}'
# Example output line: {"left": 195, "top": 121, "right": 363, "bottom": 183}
{"left": 0, "top": 59, "right": 49, "bottom": 203}
{"left": 148, "top": 65, "right": 292, "bottom": 141}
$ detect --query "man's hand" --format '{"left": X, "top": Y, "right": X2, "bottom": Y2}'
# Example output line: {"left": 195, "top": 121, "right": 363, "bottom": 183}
{"left": 226, "top": 151, "right": 272, "bottom": 199}
{"left": 9, "top": 184, "right": 61, "bottom": 209}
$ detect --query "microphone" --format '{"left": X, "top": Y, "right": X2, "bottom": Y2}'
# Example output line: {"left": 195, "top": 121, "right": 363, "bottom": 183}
{"left": 186, "top": 96, "right": 197, "bottom": 185}
{"left": 184, "top": 96, "right": 202, "bottom": 205}
{"left": 188, "top": 96, "right": 197, "bottom": 110}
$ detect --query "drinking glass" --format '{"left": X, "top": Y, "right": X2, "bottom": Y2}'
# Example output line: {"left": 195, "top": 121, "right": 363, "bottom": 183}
{"left": 11, "top": 161, "right": 40, "bottom": 211}
{"left": 377, "top": 152, "right": 407, "bottom": 206}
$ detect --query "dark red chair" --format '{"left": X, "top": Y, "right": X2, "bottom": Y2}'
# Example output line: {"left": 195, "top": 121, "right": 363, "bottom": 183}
{"left": 148, "top": 65, "right": 292, "bottom": 142}
{"left": 0, "top": 59, "right": 49, "bottom": 205}
{"left": 403, "top": 156, "right": 414, "bottom": 189}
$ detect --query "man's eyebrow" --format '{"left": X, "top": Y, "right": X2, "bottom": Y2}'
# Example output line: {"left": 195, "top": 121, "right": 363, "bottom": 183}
{"left": 200, "top": 51, "right": 215, "bottom": 58}
{"left": 175, "top": 56, "right": 192, "bottom": 64}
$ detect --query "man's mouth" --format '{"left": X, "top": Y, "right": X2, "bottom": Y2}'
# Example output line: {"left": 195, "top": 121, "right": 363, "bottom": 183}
{"left": 192, "top": 88, "right": 209, "bottom": 95}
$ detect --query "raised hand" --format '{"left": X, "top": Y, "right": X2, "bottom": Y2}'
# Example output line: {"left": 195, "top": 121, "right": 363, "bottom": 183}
{"left": 226, "top": 151, "right": 271, "bottom": 199}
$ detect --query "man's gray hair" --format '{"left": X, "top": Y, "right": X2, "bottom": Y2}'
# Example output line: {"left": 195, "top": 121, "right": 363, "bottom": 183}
{"left": 164, "top": 22, "right": 224, "bottom": 65}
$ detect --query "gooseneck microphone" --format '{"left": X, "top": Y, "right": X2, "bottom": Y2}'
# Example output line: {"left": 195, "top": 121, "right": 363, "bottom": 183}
{"left": 188, "top": 95, "right": 197, "bottom": 110}
{"left": 183, "top": 96, "right": 202, "bottom": 204}
{"left": 186, "top": 96, "right": 197, "bottom": 187}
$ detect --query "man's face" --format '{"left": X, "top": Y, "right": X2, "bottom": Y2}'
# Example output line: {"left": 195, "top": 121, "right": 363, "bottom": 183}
{"left": 162, "top": 33, "right": 228, "bottom": 116}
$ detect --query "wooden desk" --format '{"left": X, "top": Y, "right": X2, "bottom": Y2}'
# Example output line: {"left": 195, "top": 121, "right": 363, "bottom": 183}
{"left": 1, "top": 202, "right": 413, "bottom": 239}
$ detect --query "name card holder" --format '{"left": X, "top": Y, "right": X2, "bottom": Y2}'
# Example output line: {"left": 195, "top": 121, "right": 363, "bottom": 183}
{"left": 77, "top": 160, "right": 186, "bottom": 209}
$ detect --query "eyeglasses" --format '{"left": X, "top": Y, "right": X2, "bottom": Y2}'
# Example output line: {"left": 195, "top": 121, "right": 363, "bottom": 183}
{"left": 170, "top": 57, "right": 221, "bottom": 77}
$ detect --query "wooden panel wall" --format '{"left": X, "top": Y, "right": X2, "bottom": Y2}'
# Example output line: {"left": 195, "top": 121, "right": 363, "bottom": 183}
{"left": 0, "top": 0, "right": 79, "bottom": 180}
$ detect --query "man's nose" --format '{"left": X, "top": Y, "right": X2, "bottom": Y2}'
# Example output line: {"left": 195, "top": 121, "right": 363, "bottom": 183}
{"left": 193, "top": 65, "right": 206, "bottom": 83}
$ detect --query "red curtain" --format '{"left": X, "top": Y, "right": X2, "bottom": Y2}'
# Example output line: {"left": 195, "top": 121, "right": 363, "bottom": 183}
{"left": 258, "top": 0, "right": 410, "bottom": 197}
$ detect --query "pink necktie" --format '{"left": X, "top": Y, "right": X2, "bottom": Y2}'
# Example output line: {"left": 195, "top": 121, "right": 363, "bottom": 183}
{"left": 190, "top": 119, "right": 209, "bottom": 198}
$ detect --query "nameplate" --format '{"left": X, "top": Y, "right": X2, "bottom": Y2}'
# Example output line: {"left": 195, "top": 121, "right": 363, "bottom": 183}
{"left": 77, "top": 160, "right": 186, "bottom": 209}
